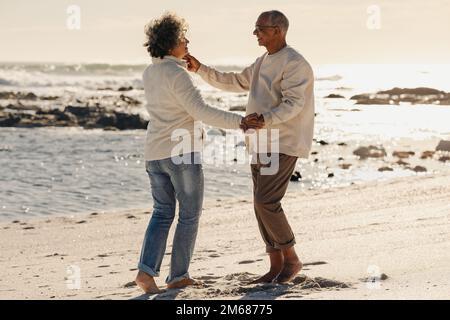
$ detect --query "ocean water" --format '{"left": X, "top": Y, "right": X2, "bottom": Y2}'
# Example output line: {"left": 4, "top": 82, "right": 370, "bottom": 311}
{"left": 1, "top": 62, "right": 450, "bottom": 221}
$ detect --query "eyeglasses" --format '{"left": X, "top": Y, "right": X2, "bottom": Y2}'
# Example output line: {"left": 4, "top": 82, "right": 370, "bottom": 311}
{"left": 254, "top": 25, "right": 279, "bottom": 33}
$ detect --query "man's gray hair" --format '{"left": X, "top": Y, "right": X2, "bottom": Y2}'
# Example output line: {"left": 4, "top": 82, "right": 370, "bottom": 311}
{"left": 261, "top": 10, "right": 289, "bottom": 33}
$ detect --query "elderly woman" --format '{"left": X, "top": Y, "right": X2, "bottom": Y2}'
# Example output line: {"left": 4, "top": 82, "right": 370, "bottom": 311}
{"left": 135, "top": 13, "right": 261, "bottom": 294}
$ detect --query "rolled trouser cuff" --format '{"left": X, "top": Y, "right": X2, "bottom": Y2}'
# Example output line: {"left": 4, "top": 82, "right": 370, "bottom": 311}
{"left": 166, "top": 272, "right": 190, "bottom": 285}
{"left": 138, "top": 263, "right": 159, "bottom": 277}
{"left": 266, "top": 238, "right": 296, "bottom": 253}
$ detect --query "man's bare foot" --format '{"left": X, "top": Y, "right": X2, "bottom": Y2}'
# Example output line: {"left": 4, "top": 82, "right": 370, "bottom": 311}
{"left": 275, "top": 260, "right": 303, "bottom": 283}
{"left": 250, "top": 251, "right": 284, "bottom": 284}
{"left": 135, "top": 270, "right": 164, "bottom": 294}
{"left": 167, "top": 278, "right": 202, "bottom": 289}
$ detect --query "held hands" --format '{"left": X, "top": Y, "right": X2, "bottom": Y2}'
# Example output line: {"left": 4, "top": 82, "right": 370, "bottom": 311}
{"left": 183, "top": 54, "right": 201, "bottom": 72}
{"left": 240, "top": 113, "right": 265, "bottom": 132}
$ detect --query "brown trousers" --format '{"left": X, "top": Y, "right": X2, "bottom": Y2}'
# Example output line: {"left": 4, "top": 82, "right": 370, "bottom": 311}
{"left": 251, "top": 153, "right": 297, "bottom": 253}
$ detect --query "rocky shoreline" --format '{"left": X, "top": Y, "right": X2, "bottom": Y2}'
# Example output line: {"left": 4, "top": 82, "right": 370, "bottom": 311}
{"left": 0, "top": 89, "right": 148, "bottom": 130}
{"left": 325, "top": 87, "right": 450, "bottom": 105}
{"left": 2, "top": 86, "right": 450, "bottom": 130}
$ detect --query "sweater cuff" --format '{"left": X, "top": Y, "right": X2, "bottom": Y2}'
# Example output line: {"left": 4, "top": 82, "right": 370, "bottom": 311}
{"left": 262, "top": 112, "right": 273, "bottom": 126}
{"left": 197, "top": 64, "right": 208, "bottom": 75}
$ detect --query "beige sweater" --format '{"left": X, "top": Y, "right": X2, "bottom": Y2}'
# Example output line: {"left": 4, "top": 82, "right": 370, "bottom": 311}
{"left": 142, "top": 56, "right": 243, "bottom": 161}
{"left": 197, "top": 45, "right": 315, "bottom": 158}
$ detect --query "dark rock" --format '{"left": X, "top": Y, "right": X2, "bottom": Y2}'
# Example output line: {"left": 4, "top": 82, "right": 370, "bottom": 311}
{"left": 353, "top": 145, "right": 386, "bottom": 159}
{"left": 396, "top": 160, "right": 409, "bottom": 166}
{"left": 118, "top": 86, "right": 133, "bottom": 92}
{"left": 0, "top": 91, "right": 16, "bottom": 99}
{"left": 114, "top": 112, "right": 147, "bottom": 130}
{"left": 119, "top": 94, "right": 141, "bottom": 105}
{"left": 328, "top": 173, "right": 334, "bottom": 178}
{"left": 420, "top": 151, "right": 435, "bottom": 159}
{"left": 0, "top": 114, "right": 21, "bottom": 126}
{"left": 350, "top": 93, "right": 371, "bottom": 100}
{"left": 378, "top": 166, "right": 393, "bottom": 172}
{"left": 378, "top": 87, "right": 445, "bottom": 96}
{"left": 290, "top": 171, "right": 302, "bottom": 182}
{"left": 351, "top": 88, "right": 448, "bottom": 105}
{"left": 436, "top": 140, "right": 450, "bottom": 152}
{"left": 324, "top": 93, "right": 345, "bottom": 99}
{"left": 339, "top": 163, "right": 352, "bottom": 169}
{"left": 410, "top": 166, "right": 427, "bottom": 172}
{"left": 40, "top": 96, "right": 59, "bottom": 101}
{"left": 64, "top": 105, "right": 100, "bottom": 117}
{"left": 22, "top": 92, "right": 38, "bottom": 100}
{"left": 361, "top": 273, "right": 388, "bottom": 282}
{"left": 96, "top": 114, "right": 117, "bottom": 127}
{"left": 392, "top": 151, "right": 415, "bottom": 159}
{"left": 438, "top": 156, "right": 450, "bottom": 162}
{"left": 337, "top": 142, "right": 347, "bottom": 146}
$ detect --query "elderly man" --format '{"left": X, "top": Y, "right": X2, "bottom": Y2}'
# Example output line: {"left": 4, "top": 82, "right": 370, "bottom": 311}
{"left": 185, "top": 10, "right": 315, "bottom": 283}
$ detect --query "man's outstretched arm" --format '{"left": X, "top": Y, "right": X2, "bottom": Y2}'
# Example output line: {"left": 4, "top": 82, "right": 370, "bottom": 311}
{"left": 184, "top": 54, "right": 253, "bottom": 93}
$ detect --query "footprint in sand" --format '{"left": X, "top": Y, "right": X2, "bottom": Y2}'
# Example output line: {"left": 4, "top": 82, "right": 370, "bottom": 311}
{"left": 292, "top": 275, "right": 351, "bottom": 289}
{"left": 123, "top": 281, "right": 137, "bottom": 288}
{"left": 196, "top": 275, "right": 222, "bottom": 284}
{"left": 238, "top": 260, "right": 256, "bottom": 265}
{"left": 303, "top": 261, "right": 327, "bottom": 266}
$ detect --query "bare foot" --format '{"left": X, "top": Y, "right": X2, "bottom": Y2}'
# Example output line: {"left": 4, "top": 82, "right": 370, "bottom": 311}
{"left": 250, "top": 251, "right": 284, "bottom": 284}
{"left": 135, "top": 270, "right": 164, "bottom": 294}
{"left": 275, "top": 260, "right": 303, "bottom": 284}
{"left": 250, "top": 271, "right": 280, "bottom": 284}
{"left": 167, "top": 278, "right": 202, "bottom": 289}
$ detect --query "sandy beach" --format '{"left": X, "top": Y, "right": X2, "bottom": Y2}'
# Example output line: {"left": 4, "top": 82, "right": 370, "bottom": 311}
{"left": 1, "top": 172, "right": 449, "bottom": 300}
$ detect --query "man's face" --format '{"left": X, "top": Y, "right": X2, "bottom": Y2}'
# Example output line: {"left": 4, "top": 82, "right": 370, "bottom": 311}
{"left": 253, "top": 15, "right": 278, "bottom": 47}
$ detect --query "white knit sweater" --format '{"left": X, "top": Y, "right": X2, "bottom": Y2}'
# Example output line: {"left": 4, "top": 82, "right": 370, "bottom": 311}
{"left": 197, "top": 46, "right": 315, "bottom": 158}
{"left": 142, "top": 56, "right": 243, "bottom": 161}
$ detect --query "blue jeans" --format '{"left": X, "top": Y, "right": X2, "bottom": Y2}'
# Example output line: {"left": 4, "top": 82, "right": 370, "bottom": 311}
{"left": 138, "top": 152, "right": 204, "bottom": 285}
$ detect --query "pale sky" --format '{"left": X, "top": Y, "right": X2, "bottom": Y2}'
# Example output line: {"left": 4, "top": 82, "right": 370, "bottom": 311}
{"left": 1, "top": 0, "right": 449, "bottom": 65}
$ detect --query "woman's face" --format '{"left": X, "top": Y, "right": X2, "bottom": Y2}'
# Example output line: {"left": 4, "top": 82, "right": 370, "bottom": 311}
{"left": 170, "top": 37, "right": 190, "bottom": 59}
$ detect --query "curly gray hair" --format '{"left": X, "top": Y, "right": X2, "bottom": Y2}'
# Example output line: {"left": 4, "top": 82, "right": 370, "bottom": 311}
{"left": 143, "top": 13, "right": 188, "bottom": 58}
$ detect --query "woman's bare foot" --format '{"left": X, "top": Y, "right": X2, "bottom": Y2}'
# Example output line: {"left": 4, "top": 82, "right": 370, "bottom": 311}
{"left": 276, "top": 260, "right": 303, "bottom": 283}
{"left": 167, "top": 278, "right": 202, "bottom": 289}
{"left": 250, "top": 251, "right": 284, "bottom": 284}
{"left": 135, "top": 270, "right": 164, "bottom": 294}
